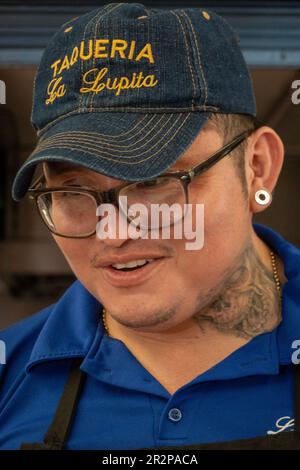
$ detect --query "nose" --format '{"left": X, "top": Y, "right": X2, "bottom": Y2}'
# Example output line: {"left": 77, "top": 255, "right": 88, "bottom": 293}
{"left": 95, "top": 203, "right": 136, "bottom": 248}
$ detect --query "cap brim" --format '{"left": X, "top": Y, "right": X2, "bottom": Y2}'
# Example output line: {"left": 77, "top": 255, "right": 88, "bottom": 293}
{"left": 12, "top": 110, "right": 211, "bottom": 201}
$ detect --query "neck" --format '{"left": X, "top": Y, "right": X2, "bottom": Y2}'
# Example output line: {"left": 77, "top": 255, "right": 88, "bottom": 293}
{"left": 193, "top": 243, "right": 282, "bottom": 341}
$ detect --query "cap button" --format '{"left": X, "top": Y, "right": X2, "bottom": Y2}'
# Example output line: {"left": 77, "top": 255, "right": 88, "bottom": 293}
{"left": 137, "top": 15, "right": 148, "bottom": 20}
{"left": 202, "top": 11, "right": 210, "bottom": 20}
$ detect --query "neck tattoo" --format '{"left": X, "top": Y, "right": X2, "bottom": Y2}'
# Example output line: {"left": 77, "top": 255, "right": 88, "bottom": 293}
{"left": 102, "top": 250, "right": 282, "bottom": 340}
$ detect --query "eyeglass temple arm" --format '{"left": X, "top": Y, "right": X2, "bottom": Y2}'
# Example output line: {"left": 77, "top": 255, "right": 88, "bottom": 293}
{"left": 188, "top": 128, "right": 254, "bottom": 180}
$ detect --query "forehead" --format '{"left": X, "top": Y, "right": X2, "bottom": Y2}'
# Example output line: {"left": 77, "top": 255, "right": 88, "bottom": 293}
{"left": 43, "top": 128, "right": 220, "bottom": 177}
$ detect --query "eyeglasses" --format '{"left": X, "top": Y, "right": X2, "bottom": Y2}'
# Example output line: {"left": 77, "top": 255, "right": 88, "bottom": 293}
{"left": 28, "top": 128, "right": 254, "bottom": 238}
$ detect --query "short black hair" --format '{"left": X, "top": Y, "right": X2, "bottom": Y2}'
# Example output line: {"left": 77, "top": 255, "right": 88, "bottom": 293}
{"left": 202, "top": 113, "right": 258, "bottom": 198}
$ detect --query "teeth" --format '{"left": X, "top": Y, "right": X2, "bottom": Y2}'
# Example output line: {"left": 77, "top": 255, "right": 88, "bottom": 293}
{"left": 112, "top": 259, "right": 154, "bottom": 270}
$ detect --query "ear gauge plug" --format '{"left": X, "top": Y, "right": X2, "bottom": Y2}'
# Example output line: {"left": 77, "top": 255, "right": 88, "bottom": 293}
{"left": 255, "top": 189, "right": 271, "bottom": 205}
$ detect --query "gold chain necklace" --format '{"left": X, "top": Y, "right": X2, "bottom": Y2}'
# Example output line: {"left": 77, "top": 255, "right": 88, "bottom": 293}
{"left": 102, "top": 250, "right": 282, "bottom": 337}
{"left": 102, "top": 306, "right": 110, "bottom": 336}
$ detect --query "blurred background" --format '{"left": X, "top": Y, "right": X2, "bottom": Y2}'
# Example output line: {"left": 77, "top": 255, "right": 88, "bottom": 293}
{"left": 0, "top": 0, "right": 299, "bottom": 328}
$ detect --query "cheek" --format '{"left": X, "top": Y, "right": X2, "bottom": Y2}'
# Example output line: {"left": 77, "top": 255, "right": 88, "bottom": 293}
{"left": 192, "top": 168, "right": 248, "bottom": 234}
{"left": 175, "top": 174, "right": 249, "bottom": 285}
{"left": 205, "top": 189, "right": 249, "bottom": 259}
{"left": 52, "top": 235, "right": 93, "bottom": 276}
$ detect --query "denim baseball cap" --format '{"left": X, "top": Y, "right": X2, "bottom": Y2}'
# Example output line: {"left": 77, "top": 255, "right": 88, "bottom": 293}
{"left": 12, "top": 2, "right": 256, "bottom": 201}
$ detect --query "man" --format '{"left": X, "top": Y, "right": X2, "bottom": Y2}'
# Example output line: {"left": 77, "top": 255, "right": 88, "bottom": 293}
{"left": 0, "top": 3, "right": 300, "bottom": 450}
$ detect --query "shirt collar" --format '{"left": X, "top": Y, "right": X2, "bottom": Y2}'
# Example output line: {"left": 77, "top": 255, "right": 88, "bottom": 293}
{"left": 26, "top": 223, "right": 300, "bottom": 379}
{"left": 26, "top": 280, "right": 101, "bottom": 372}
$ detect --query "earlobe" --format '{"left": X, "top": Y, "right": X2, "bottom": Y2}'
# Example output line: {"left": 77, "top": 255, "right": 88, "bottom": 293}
{"left": 251, "top": 188, "right": 273, "bottom": 214}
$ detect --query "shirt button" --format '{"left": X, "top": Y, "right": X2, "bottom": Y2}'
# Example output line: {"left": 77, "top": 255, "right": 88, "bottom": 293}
{"left": 168, "top": 408, "right": 182, "bottom": 422}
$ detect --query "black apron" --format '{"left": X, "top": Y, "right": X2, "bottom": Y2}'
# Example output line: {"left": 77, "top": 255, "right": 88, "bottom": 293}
{"left": 20, "top": 358, "right": 300, "bottom": 450}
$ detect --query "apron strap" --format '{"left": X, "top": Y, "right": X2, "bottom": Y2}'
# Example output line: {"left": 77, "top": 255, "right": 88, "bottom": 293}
{"left": 20, "top": 357, "right": 85, "bottom": 450}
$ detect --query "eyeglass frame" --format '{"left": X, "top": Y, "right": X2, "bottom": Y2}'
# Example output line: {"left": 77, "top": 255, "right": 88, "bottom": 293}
{"left": 27, "top": 126, "right": 256, "bottom": 238}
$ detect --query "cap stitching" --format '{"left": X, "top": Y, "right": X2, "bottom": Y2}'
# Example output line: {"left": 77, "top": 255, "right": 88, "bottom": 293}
{"left": 79, "top": 6, "right": 100, "bottom": 113}
{"left": 79, "top": 3, "right": 122, "bottom": 113}
{"left": 35, "top": 115, "right": 171, "bottom": 151}
{"left": 90, "top": 7, "right": 105, "bottom": 110}
{"left": 36, "top": 105, "right": 218, "bottom": 137}
{"left": 170, "top": 10, "right": 196, "bottom": 111}
{"left": 90, "top": 3, "right": 124, "bottom": 111}
{"left": 35, "top": 113, "right": 178, "bottom": 154}
{"left": 37, "top": 115, "right": 169, "bottom": 148}
{"left": 30, "top": 72, "right": 38, "bottom": 129}
{"left": 30, "top": 113, "right": 191, "bottom": 164}
{"left": 38, "top": 109, "right": 147, "bottom": 139}
{"left": 90, "top": 7, "right": 106, "bottom": 110}
{"left": 38, "top": 114, "right": 151, "bottom": 143}
{"left": 181, "top": 10, "right": 208, "bottom": 107}
{"left": 34, "top": 117, "right": 176, "bottom": 154}
{"left": 33, "top": 114, "right": 183, "bottom": 157}
{"left": 80, "top": 3, "right": 118, "bottom": 112}
{"left": 61, "top": 16, "right": 79, "bottom": 30}
{"left": 83, "top": 4, "right": 111, "bottom": 111}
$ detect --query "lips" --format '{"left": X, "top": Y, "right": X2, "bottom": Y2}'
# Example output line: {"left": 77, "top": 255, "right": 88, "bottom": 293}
{"left": 100, "top": 257, "right": 165, "bottom": 287}
{"left": 96, "top": 253, "right": 166, "bottom": 268}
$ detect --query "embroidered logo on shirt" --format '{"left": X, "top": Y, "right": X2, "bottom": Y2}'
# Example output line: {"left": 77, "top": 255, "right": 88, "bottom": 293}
{"left": 267, "top": 416, "right": 294, "bottom": 435}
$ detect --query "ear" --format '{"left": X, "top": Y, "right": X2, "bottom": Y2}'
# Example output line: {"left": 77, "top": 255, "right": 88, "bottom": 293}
{"left": 245, "top": 126, "right": 284, "bottom": 214}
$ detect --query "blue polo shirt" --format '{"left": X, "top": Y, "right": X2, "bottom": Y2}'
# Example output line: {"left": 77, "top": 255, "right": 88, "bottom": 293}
{"left": 0, "top": 223, "right": 300, "bottom": 450}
